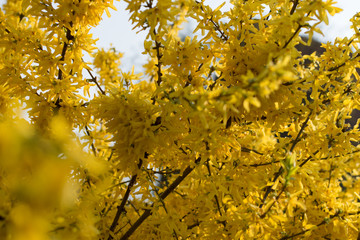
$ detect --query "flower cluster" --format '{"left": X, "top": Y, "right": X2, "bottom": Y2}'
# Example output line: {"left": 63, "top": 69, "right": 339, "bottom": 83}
{"left": 1, "top": 0, "right": 360, "bottom": 239}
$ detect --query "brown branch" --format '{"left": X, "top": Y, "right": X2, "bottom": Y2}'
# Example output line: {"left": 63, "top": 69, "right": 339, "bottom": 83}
{"left": 241, "top": 147, "right": 264, "bottom": 156}
{"left": 85, "top": 125, "right": 97, "bottom": 156}
{"left": 194, "top": 0, "right": 228, "bottom": 41}
{"left": 260, "top": 187, "right": 286, "bottom": 218}
{"left": 247, "top": 160, "right": 280, "bottom": 167}
{"left": 154, "top": 38, "right": 163, "bottom": 86}
{"left": 299, "top": 150, "right": 319, "bottom": 167}
{"left": 129, "top": 201, "right": 141, "bottom": 217}
{"left": 328, "top": 53, "right": 360, "bottom": 72}
{"left": 147, "top": 168, "right": 180, "bottom": 175}
{"left": 187, "top": 221, "right": 201, "bottom": 230}
{"left": 108, "top": 159, "right": 143, "bottom": 240}
{"left": 327, "top": 37, "right": 360, "bottom": 72}
{"left": 196, "top": 63, "right": 203, "bottom": 72}
{"left": 54, "top": 27, "right": 75, "bottom": 111}
{"left": 283, "top": 24, "right": 303, "bottom": 49}
{"left": 206, "top": 161, "right": 223, "bottom": 217}
{"left": 145, "top": 171, "right": 168, "bottom": 213}
{"left": 260, "top": 166, "right": 284, "bottom": 208}
{"left": 283, "top": 10, "right": 313, "bottom": 50}
{"left": 144, "top": 0, "right": 163, "bottom": 86}
{"left": 58, "top": 42, "right": 68, "bottom": 80}
{"left": 58, "top": 27, "right": 74, "bottom": 80}
{"left": 209, "top": 18, "right": 228, "bottom": 41}
{"left": 53, "top": 32, "right": 69, "bottom": 110}
{"left": 246, "top": 148, "right": 321, "bottom": 168}
{"left": 290, "top": 0, "right": 299, "bottom": 15}
{"left": 86, "top": 68, "right": 105, "bottom": 95}
{"left": 290, "top": 109, "right": 312, "bottom": 152}
{"left": 119, "top": 157, "right": 201, "bottom": 240}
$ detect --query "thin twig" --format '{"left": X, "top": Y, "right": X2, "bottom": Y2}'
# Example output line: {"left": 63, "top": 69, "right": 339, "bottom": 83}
{"left": 108, "top": 159, "right": 143, "bottom": 239}
{"left": 209, "top": 18, "right": 228, "bottom": 41}
{"left": 247, "top": 160, "right": 280, "bottom": 167}
{"left": 129, "top": 201, "right": 141, "bottom": 217}
{"left": 290, "top": 0, "right": 299, "bottom": 15}
{"left": 195, "top": 0, "right": 228, "bottom": 41}
{"left": 154, "top": 38, "right": 163, "bottom": 86}
{"left": 283, "top": 24, "right": 302, "bottom": 49}
{"left": 86, "top": 68, "right": 105, "bottom": 95}
{"left": 119, "top": 157, "right": 201, "bottom": 240}
{"left": 241, "top": 147, "right": 264, "bottom": 156}
{"left": 290, "top": 109, "right": 313, "bottom": 152}
{"left": 283, "top": 11, "right": 312, "bottom": 49}
{"left": 85, "top": 125, "right": 97, "bottom": 156}
{"left": 260, "top": 187, "right": 286, "bottom": 218}
{"left": 145, "top": 0, "right": 163, "bottom": 87}
{"left": 206, "top": 161, "right": 223, "bottom": 217}
{"left": 53, "top": 27, "right": 74, "bottom": 111}
{"left": 145, "top": 171, "right": 168, "bottom": 213}
{"left": 299, "top": 150, "right": 319, "bottom": 167}
{"left": 328, "top": 53, "right": 360, "bottom": 72}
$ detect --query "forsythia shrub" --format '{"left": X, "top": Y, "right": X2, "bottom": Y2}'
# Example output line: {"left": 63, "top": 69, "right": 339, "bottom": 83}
{"left": 0, "top": 0, "right": 360, "bottom": 239}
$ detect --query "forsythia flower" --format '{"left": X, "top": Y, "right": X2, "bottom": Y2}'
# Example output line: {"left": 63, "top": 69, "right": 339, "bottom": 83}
{"left": 1, "top": 0, "right": 360, "bottom": 240}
